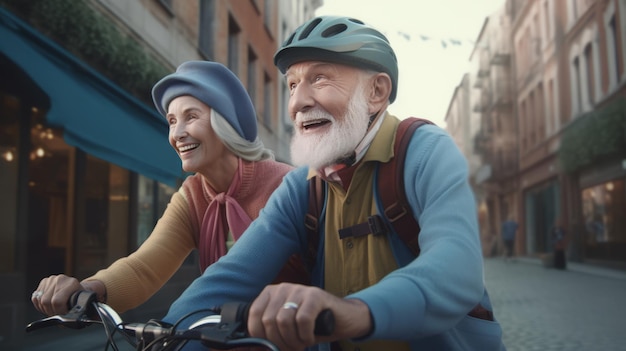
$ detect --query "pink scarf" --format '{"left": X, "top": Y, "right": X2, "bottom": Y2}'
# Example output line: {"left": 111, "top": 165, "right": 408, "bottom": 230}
{"left": 199, "top": 158, "right": 252, "bottom": 270}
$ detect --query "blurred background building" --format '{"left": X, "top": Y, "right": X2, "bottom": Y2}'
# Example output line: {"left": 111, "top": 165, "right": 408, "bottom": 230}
{"left": 446, "top": 0, "right": 626, "bottom": 269}
{"left": 0, "top": 0, "right": 320, "bottom": 348}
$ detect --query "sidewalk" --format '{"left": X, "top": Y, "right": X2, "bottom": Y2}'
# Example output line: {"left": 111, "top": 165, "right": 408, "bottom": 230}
{"left": 513, "top": 256, "right": 626, "bottom": 281}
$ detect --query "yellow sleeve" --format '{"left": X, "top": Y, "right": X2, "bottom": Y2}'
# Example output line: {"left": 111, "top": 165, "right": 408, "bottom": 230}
{"left": 85, "top": 190, "right": 196, "bottom": 312}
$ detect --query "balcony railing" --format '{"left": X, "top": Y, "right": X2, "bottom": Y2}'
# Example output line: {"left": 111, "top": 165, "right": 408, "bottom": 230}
{"left": 492, "top": 80, "right": 512, "bottom": 109}
{"left": 477, "top": 48, "right": 491, "bottom": 78}
{"left": 490, "top": 52, "right": 510, "bottom": 65}
{"left": 490, "top": 42, "right": 511, "bottom": 66}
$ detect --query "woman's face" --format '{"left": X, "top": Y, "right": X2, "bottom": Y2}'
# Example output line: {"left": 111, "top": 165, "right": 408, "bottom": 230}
{"left": 166, "top": 95, "right": 230, "bottom": 175}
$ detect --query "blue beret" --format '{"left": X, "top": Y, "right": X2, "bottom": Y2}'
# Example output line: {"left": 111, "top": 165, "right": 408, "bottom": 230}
{"left": 152, "top": 61, "right": 257, "bottom": 142}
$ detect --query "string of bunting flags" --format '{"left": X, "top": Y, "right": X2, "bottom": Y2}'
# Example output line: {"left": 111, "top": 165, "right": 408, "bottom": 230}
{"left": 390, "top": 30, "right": 475, "bottom": 49}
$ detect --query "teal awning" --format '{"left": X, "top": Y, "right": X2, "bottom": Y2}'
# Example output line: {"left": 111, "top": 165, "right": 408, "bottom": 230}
{"left": 0, "top": 8, "right": 182, "bottom": 186}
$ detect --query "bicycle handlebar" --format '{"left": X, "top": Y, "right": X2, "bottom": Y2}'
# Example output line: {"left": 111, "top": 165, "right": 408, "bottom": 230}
{"left": 26, "top": 291, "right": 335, "bottom": 350}
{"left": 217, "top": 301, "right": 335, "bottom": 336}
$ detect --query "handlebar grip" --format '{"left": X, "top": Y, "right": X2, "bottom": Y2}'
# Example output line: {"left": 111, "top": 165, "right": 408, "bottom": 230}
{"left": 67, "top": 291, "right": 82, "bottom": 310}
{"left": 67, "top": 290, "right": 97, "bottom": 311}
{"left": 221, "top": 302, "right": 335, "bottom": 336}
{"left": 313, "top": 309, "right": 335, "bottom": 336}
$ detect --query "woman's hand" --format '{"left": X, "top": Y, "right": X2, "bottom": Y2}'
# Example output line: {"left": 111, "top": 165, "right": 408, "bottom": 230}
{"left": 247, "top": 283, "right": 372, "bottom": 351}
{"left": 31, "top": 275, "right": 106, "bottom": 316}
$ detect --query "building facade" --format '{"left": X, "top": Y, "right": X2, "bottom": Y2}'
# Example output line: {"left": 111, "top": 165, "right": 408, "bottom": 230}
{"left": 453, "top": 4, "right": 517, "bottom": 257}
{"left": 455, "top": 0, "right": 626, "bottom": 267}
{"left": 0, "top": 0, "right": 321, "bottom": 348}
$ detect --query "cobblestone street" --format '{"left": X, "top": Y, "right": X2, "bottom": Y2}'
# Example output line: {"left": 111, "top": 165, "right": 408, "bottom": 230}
{"left": 484, "top": 258, "right": 626, "bottom": 351}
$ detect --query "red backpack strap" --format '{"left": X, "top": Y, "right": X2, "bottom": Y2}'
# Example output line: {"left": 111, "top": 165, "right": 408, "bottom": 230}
{"left": 305, "top": 175, "right": 324, "bottom": 274}
{"left": 378, "top": 117, "right": 433, "bottom": 256}
{"left": 305, "top": 117, "right": 433, "bottom": 269}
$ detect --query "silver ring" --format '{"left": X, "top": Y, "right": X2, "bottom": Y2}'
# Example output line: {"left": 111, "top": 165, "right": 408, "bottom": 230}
{"left": 282, "top": 301, "right": 299, "bottom": 310}
{"left": 32, "top": 291, "right": 43, "bottom": 299}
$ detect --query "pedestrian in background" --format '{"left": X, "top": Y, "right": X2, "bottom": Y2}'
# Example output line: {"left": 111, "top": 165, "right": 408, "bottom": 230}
{"left": 501, "top": 216, "right": 518, "bottom": 261}
{"left": 551, "top": 218, "right": 567, "bottom": 269}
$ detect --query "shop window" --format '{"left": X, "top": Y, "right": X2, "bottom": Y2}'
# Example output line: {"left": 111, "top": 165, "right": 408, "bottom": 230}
{"left": 157, "top": 182, "right": 176, "bottom": 217}
{"left": 0, "top": 93, "right": 19, "bottom": 273}
{"left": 27, "top": 108, "right": 71, "bottom": 282}
{"left": 582, "top": 179, "right": 626, "bottom": 260}
{"left": 135, "top": 174, "right": 177, "bottom": 246}
{"left": 74, "top": 155, "right": 130, "bottom": 278}
{"left": 136, "top": 174, "right": 156, "bottom": 246}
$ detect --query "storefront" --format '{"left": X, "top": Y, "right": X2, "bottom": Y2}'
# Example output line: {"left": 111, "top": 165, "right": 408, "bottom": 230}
{"left": 0, "top": 8, "right": 189, "bottom": 349}
{"left": 579, "top": 159, "right": 626, "bottom": 263}
{"left": 518, "top": 147, "right": 563, "bottom": 258}
{"left": 524, "top": 180, "right": 561, "bottom": 255}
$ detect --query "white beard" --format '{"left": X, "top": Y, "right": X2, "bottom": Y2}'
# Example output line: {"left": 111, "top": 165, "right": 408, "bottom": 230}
{"left": 290, "top": 87, "right": 371, "bottom": 170}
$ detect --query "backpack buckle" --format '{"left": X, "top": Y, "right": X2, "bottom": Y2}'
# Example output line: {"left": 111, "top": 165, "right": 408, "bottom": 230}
{"left": 368, "top": 215, "right": 387, "bottom": 236}
{"left": 338, "top": 215, "right": 388, "bottom": 239}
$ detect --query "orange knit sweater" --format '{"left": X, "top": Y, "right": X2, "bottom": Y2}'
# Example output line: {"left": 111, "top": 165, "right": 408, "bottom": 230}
{"left": 88, "top": 159, "right": 293, "bottom": 312}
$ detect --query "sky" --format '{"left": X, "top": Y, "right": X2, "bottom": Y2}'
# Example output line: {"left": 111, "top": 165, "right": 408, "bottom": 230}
{"left": 315, "top": 0, "right": 505, "bottom": 126}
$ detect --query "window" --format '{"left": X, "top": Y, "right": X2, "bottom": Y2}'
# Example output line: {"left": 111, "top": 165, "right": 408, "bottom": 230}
{"left": 543, "top": 1, "right": 551, "bottom": 42}
{"left": 135, "top": 175, "right": 176, "bottom": 247}
{"left": 136, "top": 174, "right": 155, "bottom": 246}
{"left": 536, "top": 83, "right": 545, "bottom": 140}
{"left": 0, "top": 93, "right": 20, "bottom": 273}
{"left": 247, "top": 47, "right": 257, "bottom": 107}
{"left": 582, "top": 179, "right": 626, "bottom": 260}
{"left": 583, "top": 43, "right": 594, "bottom": 106}
{"left": 547, "top": 79, "right": 556, "bottom": 133}
{"left": 281, "top": 79, "right": 293, "bottom": 134}
{"left": 157, "top": 182, "right": 176, "bottom": 218}
{"left": 26, "top": 107, "right": 73, "bottom": 279}
{"left": 608, "top": 16, "right": 622, "bottom": 87}
{"left": 533, "top": 14, "right": 541, "bottom": 59}
{"left": 572, "top": 56, "right": 582, "bottom": 116}
{"left": 228, "top": 16, "right": 241, "bottom": 74}
{"left": 264, "top": 0, "right": 274, "bottom": 37}
{"left": 515, "top": 38, "right": 524, "bottom": 79}
{"left": 519, "top": 99, "right": 527, "bottom": 151}
{"left": 263, "top": 73, "right": 272, "bottom": 128}
{"left": 74, "top": 155, "right": 130, "bottom": 278}
{"left": 528, "top": 90, "right": 535, "bottom": 145}
{"left": 198, "top": 0, "right": 215, "bottom": 59}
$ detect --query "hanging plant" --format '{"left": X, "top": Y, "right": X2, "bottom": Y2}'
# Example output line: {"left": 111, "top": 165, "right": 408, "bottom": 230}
{"left": 559, "top": 98, "right": 626, "bottom": 173}
{"left": 0, "top": 0, "right": 170, "bottom": 106}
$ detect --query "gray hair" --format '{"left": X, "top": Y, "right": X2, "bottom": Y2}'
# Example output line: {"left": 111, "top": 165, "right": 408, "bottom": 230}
{"left": 210, "top": 109, "right": 274, "bottom": 161}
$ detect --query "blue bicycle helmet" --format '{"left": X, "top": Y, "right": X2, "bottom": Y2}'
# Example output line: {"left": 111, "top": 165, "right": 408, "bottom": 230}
{"left": 274, "top": 16, "right": 399, "bottom": 103}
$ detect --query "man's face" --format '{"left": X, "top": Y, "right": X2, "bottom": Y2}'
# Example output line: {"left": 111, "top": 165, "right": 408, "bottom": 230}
{"left": 286, "top": 62, "right": 372, "bottom": 169}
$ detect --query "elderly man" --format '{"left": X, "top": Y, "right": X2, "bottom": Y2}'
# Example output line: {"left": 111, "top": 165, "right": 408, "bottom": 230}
{"left": 162, "top": 16, "right": 505, "bottom": 351}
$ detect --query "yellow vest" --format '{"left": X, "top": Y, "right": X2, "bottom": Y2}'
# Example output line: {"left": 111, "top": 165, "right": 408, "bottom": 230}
{"left": 316, "top": 115, "right": 411, "bottom": 351}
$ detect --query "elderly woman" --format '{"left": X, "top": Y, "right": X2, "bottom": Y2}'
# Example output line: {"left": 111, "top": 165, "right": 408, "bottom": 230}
{"left": 31, "top": 61, "right": 302, "bottom": 316}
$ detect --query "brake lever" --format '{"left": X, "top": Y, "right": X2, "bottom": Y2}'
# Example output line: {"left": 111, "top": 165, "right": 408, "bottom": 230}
{"left": 25, "top": 314, "right": 102, "bottom": 332}
{"left": 26, "top": 291, "right": 101, "bottom": 332}
{"left": 186, "top": 302, "right": 248, "bottom": 347}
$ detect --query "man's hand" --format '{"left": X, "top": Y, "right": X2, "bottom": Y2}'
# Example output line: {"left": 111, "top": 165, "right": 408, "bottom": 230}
{"left": 247, "top": 283, "right": 372, "bottom": 351}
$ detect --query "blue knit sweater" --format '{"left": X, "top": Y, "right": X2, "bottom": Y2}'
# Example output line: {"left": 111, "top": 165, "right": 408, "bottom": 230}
{"left": 162, "top": 116, "right": 505, "bottom": 351}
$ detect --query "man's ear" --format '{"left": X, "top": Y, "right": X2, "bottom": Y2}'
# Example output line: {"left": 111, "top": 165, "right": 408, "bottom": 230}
{"left": 368, "top": 73, "right": 392, "bottom": 113}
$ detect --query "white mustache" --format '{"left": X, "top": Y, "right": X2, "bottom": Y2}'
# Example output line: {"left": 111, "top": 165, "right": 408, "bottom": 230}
{"left": 296, "top": 109, "right": 336, "bottom": 129}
